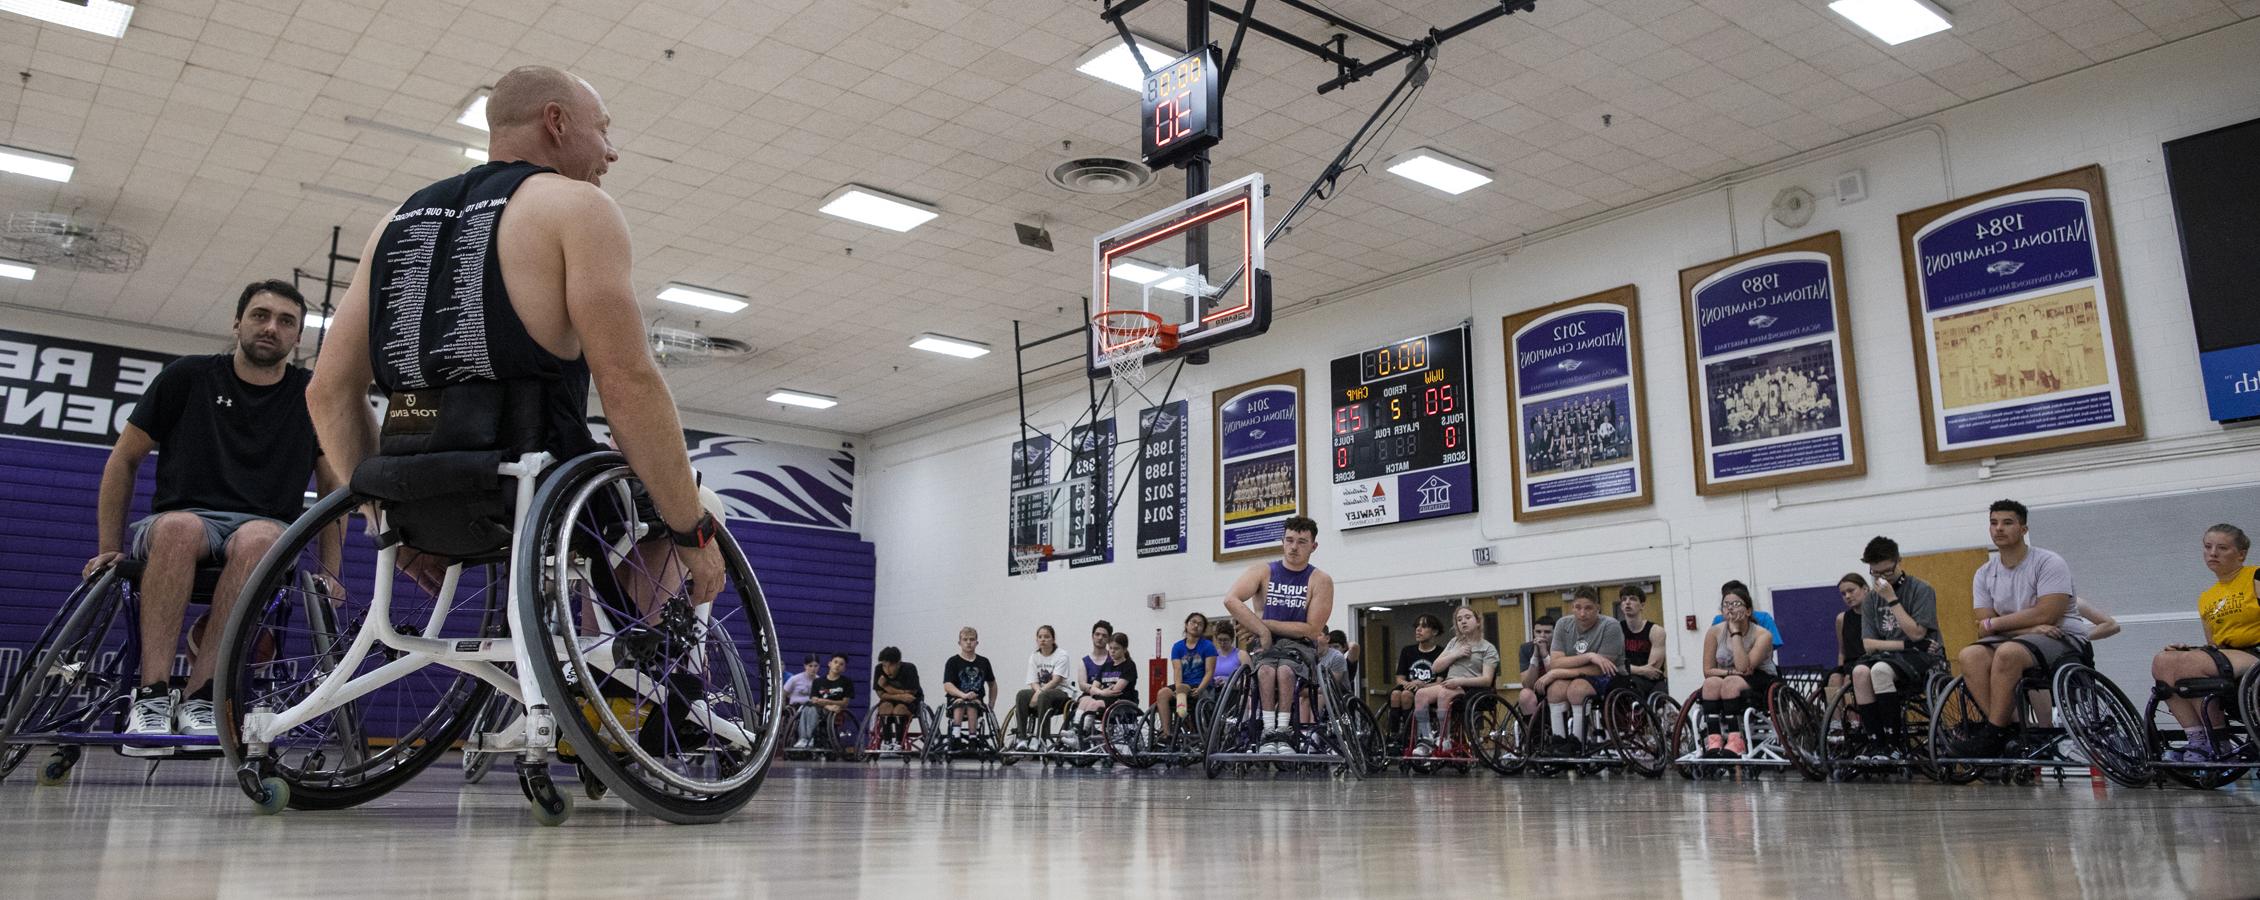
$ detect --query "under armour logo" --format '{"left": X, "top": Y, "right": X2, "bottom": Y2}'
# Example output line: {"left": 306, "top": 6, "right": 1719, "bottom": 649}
{"left": 215, "top": 394, "right": 234, "bottom": 408}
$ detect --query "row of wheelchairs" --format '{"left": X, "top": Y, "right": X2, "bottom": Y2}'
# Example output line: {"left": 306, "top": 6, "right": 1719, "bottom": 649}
{"left": 2, "top": 450, "right": 792, "bottom": 825}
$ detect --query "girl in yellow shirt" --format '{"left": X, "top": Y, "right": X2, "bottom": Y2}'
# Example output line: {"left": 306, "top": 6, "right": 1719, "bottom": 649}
{"left": 2149, "top": 524, "right": 2259, "bottom": 762}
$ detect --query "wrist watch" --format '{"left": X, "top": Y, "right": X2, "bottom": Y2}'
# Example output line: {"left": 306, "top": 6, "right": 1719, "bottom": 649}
{"left": 670, "top": 512, "right": 720, "bottom": 549}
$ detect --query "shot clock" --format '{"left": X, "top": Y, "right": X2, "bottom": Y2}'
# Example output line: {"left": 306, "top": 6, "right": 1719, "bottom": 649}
{"left": 1329, "top": 325, "right": 1478, "bottom": 529}
{"left": 1141, "top": 46, "right": 1223, "bottom": 170}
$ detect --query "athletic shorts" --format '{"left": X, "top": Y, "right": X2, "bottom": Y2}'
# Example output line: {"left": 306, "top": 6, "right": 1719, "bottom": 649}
{"left": 1739, "top": 669, "right": 1778, "bottom": 701}
{"left": 1256, "top": 638, "right": 1319, "bottom": 681}
{"left": 1984, "top": 633, "right": 2091, "bottom": 676}
{"left": 1610, "top": 673, "right": 1659, "bottom": 699}
{"left": 129, "top": 508, "right": 284, "bottom": 562}
{"left": 1580, "top": 674, "right": 1614, "bottom": 694}
{"left": 1854, "top": 649, "right": 1940, "bottom": 685}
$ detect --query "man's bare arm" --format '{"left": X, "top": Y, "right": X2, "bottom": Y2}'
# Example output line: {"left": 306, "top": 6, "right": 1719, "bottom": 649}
{"left": 306, "top": 222, "right": 388, "bottom": 489}
{"left": 85, "top": 425, "right": 157, "bottom": 576}
{"left": 1983, "top": 594, "right": 2071, "bottom": 633}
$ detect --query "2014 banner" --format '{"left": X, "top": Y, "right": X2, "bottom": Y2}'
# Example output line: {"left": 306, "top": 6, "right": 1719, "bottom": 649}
{"left": 1214, "top": 370, "right": 1304, "bottom": 561}
{"left": 1897, "top": 165, "right": 2143, "bottom": 462}
{"left": 1678, "top": 232, "right": 1866, "bottom": 493}
{"left": 1501, "top": 287, "right": 1654, "bottom": 521}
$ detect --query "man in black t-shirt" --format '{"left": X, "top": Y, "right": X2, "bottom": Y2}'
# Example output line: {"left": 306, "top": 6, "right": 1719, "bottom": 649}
{"left": 810, "top": 653, "right": 854, "bottom": 749}
{"left": 83, "top": 281, "right": 337, "bottom": 755}
{"left": 872, "top": 646, "right": 923, "bottom": 751}
{"left": 941, "top": 626, "right": 999, "bottom": 740}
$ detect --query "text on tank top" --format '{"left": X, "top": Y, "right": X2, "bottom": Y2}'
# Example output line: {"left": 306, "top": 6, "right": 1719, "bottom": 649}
{"left": 1622, "top": 620, "right": 1655, "bottom": 667}
{"left": 368, "top": 161, "right": 597, "bottom": 457}
{"left": 1264, "top": 561, "right": 1315, "bottom": 622}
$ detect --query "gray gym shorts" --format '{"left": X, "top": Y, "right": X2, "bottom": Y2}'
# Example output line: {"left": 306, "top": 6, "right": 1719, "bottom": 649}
{"left": 128, "top": 508, "right": 283, "bottom": 561}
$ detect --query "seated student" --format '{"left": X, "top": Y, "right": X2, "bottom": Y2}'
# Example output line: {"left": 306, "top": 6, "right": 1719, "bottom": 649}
{"left": 1848, "top": 537, "right": 1943, "bottom": 749}
{"left": 1615, "top": 585, "right": 1665, "bottom": 698}
{"left": 784, "top": 654, "right": 821, "bottom": 749}
{"left": 1412, "top": 605, "right": 1499, "bottom": 756}
{"left": 1700, "top": 583, "right": 1778, "bottom": 756}
{"left": 1210, "top": 620, "right": 1245, "bottom": 688}
{"left": 1517, "top": 616, "right": 1556, "bottom": 721}
{"left": 1318, "top": 629, "right": 1354, "bottom": 701}
{"left": 1076, "top": 633, "right": 1140, "bottom": 728}
{"left": 872, "top": 647, "right": 923, "bottom": 752}
{"left": 941, "top": 626, "right": 998, "bottom": 739}
{"left": 810, "top": 653, "right": 854, "bottom": 746}
{"left": 1011, "top": 625, "right": 1073, "bottom": 750}
{"left": 1165, "top": 612, "right": 1219, "bottom": 736}
{"left": 2152, "top": 524, "right": 2259, "bottom": 762}
{"left": 1537, "top": 587, "right": 1626, "bottom": 753}
{"left": 1829, "top": 574, "right": 1867, "bottom": 705}
{"left": 1081, "top": 619, "right": 1115, "bottom": 695}
{"left": 1391, "top": 614, "right": 1446, "bottom": 726}
{"left": 1954, "top": 500, "right": 2091, "bottom": 758}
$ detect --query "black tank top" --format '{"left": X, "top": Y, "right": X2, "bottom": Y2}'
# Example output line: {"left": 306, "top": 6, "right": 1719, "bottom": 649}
{"left": 1839, "top": 607, "right": 1864, "bottom": 661}
{"left": 368, "top": 161, "right": 597, "bottom": 458}
{"left": 1622, "top": 620, "right": 1655, "bottom": 667}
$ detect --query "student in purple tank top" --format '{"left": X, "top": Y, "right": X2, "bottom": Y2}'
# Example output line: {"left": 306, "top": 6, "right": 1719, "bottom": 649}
{"left": 1222, "top": 516, "right": 1336, "bottom": 754}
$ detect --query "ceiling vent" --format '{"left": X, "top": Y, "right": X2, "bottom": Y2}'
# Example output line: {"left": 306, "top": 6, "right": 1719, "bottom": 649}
{"left": 1046, "top": 156, "right": 1154, "bottom": 195}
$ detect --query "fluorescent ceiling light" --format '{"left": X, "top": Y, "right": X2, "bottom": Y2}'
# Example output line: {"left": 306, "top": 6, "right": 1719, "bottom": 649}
{"left": 910, "top": 333, "right": 991, "bottom": 359}
{"left": 1386, "top": 148, "right": 1493, "bottom": 195}
{"left": 819, "top": 185, "right": 939, "bottom": 232}
{"left": 457, "top": 91, "right": 490, "bottom": 131}
{"left": 0, "top": 0, "right": 134, "bottom": 38}
{"left": 657, "top": 282, "right": 749, "bottom": 313}
{"left": 0, "top": 144, "right": 75, "bottom": 183}
{"left": 1076, "top": 37, "right": 1180, "bottom": 92}
{"left": 768, "top": 389, "right": 838, "bottom": 410}
{"left": 1368, "top": 606, "right": 1394, "bottom": 612}
{"left": 1108, "top": 260, "right": 1195, "bottom": 293}
{"left": 463, "top": 147, "right": 488, "bottom": 162}
{"left": 0, "top": 259, "right": 34, "bottom": 280}
{"left": 1828, "top": 0, "right": 1952, "bottom": 45}
{"left": 304, "top": 313, "right": 330, "bottom": 328}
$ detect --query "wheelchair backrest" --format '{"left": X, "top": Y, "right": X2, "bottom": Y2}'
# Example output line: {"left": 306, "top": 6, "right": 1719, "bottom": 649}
{"left": 349, "top": 379, "right": 550, "bottom": 559}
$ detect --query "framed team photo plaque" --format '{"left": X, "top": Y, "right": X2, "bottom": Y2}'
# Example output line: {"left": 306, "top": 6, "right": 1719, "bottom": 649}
{"left": 1898, "top": 165, "right": 2143, "bottom": 463}
{"left": 1214, "top": 370, "right": 1306, "bottom": 562}
{"left": 1502, "top": 286, "right": 1655, "bottom": 522}
{"left": 1678, "top": 232, "right": 1866, "bottom": 495}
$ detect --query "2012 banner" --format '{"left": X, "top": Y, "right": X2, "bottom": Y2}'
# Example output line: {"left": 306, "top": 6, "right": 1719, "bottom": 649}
{"left": 1136, "top": 401, "right": 1188, "bottom": 558}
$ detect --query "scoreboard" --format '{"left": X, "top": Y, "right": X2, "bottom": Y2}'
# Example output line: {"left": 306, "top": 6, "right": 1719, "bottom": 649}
{"left": 1329, "top": 325, "right": 1478, "bottom": 529}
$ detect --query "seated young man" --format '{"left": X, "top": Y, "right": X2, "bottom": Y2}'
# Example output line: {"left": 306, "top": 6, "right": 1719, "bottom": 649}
{"left": 1516, "top": 616, "right": 1555, "bottom": 721}
{"left": 784, "top": 654, "right": 821, "bottom": 749}
{"left": 1222, "top": 516, "right": 1335, "bottom": 755}
{"left": 1165, "top": 612, "right": 1218, "bottom": 737}
{"left": 1614, "top": 585, "right": 1666, "bottom": 699}
{"left": 1535, "top": 587, "right": 1625, "bottom": 754}
{"left": 1411, "top": 605, "right": 1499, "bottom": 756}
{"left": 871, "top": 646, "right": 923, "bottom": 752}
{"left": 810, "top": 653, "right": 854, "bottom": 748}
{"left": 1954, "top": 500, "right": 2090, "bottom": 758}
{"left": 84, "top": 281, "right": 338, "bottom": 755}
{"left": 1074, "top": 633, "right": 1140, "bottom": 735}
{"left": 1700, "top": 583, "right": 1779, "bottom": 756}
{"left": 1390, "top": 614, "right": 1445, "bottom": 729}
{"left": 1848, "top": 536, "right": 1942, "bottom": 750}
{"left": 940, "top": 626, "right": 999, "bottom": 741}
{"left": 1319, "top": 629, "right": 1354, "bottom": 705}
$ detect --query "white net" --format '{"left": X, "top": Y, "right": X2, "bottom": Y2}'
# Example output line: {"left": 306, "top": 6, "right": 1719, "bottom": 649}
{"left": 1012, "top": 545, "right": 1051, "bottom": 579}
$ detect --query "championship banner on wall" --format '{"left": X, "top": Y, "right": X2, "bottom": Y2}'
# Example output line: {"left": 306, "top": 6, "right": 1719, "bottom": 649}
{"left": 1064, "top": 418, "right": 1115, "bottom": 569}
{"left": 1501, "top": 287, "right": 1653, "bottom": 521}
{"left": 1008, "top": 434, "right": 1054, "bottom": 575}
{"left": 1328, "top": 325, "right": 1477, "bottom": 529}
{"left": 1898, "top": 165, "right": 2143, "bottom": 463}
{"left": 1136, "top": 401, "right": 1189, "bottom": 558}
{"left": 1678, "top": 232, "right": 1866, "bottom": 494}
{"left": 0, "top": 329, "right": 177, "bottom": 446}
{"left": 1214, "top": 370, "right": 1304, "bottom": 562}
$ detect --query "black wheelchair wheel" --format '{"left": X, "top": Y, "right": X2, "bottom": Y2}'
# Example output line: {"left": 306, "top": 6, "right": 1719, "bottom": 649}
{"left": 1, "top": 566, "right": 132, "bottom": 785}
{"left": 1467, "top": 692, "right": 1526, "bottom": 776}
{"left": 1770, "top": 684, "right": 1827, "bottom": 782}
{"left": 2044, "top": 663, "right": 2152, "bottom": 788}
{"left": 1203, "top": 667, "right": 1256, "bottom": 779}
{"left": 1608, "top": 690, "right": 1669, "bottom": 779}
{"left": 1315, "top": 688, "right": 1366, "bottom": 781}
{"left": 1520, "top": 702, "right": 1565, "bottom": 778}
{"left": 2139, "top": 691, "right": 2240, "bottom": 790}
{"left": 217, "top": 489, "right": 498, "bottom": 811}
{"left": 825, "top": 708, "right": 864, "bottom": 762}
{"left": 1099, "top": 701, "right": 1149, "bottom": 768}
{"left": 1349, "top": 697, "right": 1389, "bottom": 776}
{"left": 1667, "top": 691, "right": 1705, "bottom": 780}
{"left": 521, "top": 453, "right": 783, "bottom": 824}
{"left": 2239, "top": 666, "right": 2260, "bottom": 765}
{"left": 1925, "top": 676, "right": 1984, "bottom": 785}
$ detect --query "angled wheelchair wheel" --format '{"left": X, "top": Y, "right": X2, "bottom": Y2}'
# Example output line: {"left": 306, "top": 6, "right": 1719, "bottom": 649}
{"left": 1665, "top": 691, "right": 1715, "bottom": 781}
{"left": 1203, "top": 668, "right": 1257, "bottom": 779}
{"left": 1769, "top": 683, "right": 1827, "bottom": 782}
{"left": 521, "top": 453, "right": 784, "bottom": 825}
{"left": 217, "top": 489, "right": 498, "bottom": 811}
{"left": 2050, "top": 663, "right": 2155, "bottom": 788}
{"left": 2240, "top": 666, "right": 2260, "bottom": 763}
{"left": 1519, "top": 702, "right": 1565, "bottom": 778}
{"left": 1925, "top": 676, "right": 1984, "bottom": 785}
{"left": 1467, "top": 692, "right": 1526, "bottom": 776}
{"left": 1, "top": 565, "right": 132, "bottom": 785}
{"left": 461, "top": 689, "right": 520, "bottom": 784}
{"left": 1349, "top": 697, "right": 1389, "bottom": 776}
{"left": 1100, "top": 702, "right": 1150, "bottom": 769}
{"left": 825, "top": 709, "right": 865, "bottom": 762}
{"left": 1607, "top": 690, "right": 1669, "bottom": 779}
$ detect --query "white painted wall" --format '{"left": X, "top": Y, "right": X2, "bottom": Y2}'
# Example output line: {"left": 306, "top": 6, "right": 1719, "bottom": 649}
{"left": 863, "top": 21, "right": 2260, "bottom": 689}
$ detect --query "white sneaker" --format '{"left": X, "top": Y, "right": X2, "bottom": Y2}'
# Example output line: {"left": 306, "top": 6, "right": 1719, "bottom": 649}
{"left": 123, "top": 689, "right": 175, "bottom": 758}
{"left": 176, "top": 698, "right": 218, "bottom": 737}
{"left": 1412, "top": 740, "right": 1433, "bottom": 758}
{"left": 792, "top": 738, "right": 814, "bottom": 750}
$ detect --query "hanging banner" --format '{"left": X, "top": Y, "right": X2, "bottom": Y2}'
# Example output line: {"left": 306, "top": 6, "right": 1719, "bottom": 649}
{"left": 1898, "top": 165, "right": 2142, "bottom": 462}
{"left": 1214, "top": 370, "right": 1305, "bottom": 562}
{"left": 1136, "top": 400, "right": 1189, "bottom": 558}
{"left": 1007, "top": 434, "right": 1054, "bottom": 575}
{"left": 1678, "top": 232, "right": 1866, "bottom": 493}
{"left": 1329, "top": 325, "right": 1478, "bottom": 529}
{"left": 1501, "top": 287, "right": 1653, "bottom": 521}
{"left": 1064, "top": 417, "right": 1116, "bottom": 568}
{"left": 0, "top": 329, "right": 177, "bottom": 447}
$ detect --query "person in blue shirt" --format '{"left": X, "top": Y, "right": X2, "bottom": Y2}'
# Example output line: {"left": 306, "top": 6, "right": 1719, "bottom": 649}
{"left": 1164, "top": 611, "right": 1219, "bottom": 736}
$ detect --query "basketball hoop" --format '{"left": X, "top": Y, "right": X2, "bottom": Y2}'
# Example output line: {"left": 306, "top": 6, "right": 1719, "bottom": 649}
{"left": 1092, "top": 309, "right": 1177, "bottom": 390}
{"left": 1012, "top": 544, "right": 1054, "bottom": 579}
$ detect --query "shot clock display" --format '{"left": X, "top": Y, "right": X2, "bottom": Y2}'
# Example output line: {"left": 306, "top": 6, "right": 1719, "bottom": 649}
{"left": 1141, "top": 46, "right": 1223, "bottom": 170}
{"left": 1329, "top": 325, "right": 1478, "bottom": 530}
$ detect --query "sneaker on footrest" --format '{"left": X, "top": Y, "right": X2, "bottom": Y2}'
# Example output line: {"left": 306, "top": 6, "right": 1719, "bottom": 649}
{"left": 123, "top": 685, "right": 176, "bottom": 758}
{"left": 176, "top": 697, "right": 218, "bottom": 737}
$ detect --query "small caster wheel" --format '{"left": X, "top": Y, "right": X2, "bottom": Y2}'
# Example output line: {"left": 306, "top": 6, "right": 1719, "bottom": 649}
{"left": 252, "top": 777, "right": 290, "bottom": 815}
{"left": 578, "top": 762, "right": 608, "bottom": 801}
{"left": 36, "top": 751, "right": 75, "bottom": 786}
{"left": 526, "top": 774, "right": 572, "bottom": 827}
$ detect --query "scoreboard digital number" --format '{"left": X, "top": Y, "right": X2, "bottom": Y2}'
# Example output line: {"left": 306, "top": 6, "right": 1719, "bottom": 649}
{"left": 1329, "top": 326, "right": 1478, "bottom": 530}
{"left": 1141, "top": 46, "right": 1223, "bottom": 170}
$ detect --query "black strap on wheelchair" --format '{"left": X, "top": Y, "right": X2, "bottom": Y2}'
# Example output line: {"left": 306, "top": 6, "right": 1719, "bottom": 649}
{"left": 2202, "top": 645, "right": 2237, "bottom": 682}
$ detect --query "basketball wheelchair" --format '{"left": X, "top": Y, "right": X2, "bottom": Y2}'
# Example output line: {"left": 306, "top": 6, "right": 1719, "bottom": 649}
{"left": 1381, "top": 686, "right": 1500, "bottom": 776}
{"left": 1924, "top": 642, "right": 2133, "bottom": 785}
{"left": 778, "top": 702, "right": 863, "bottom": 762}
{"left": 1668, "top": 669, "right": 1827, "bottom": 779}
{"left": 2060, "top": 648, "right": 2259, "bottom": 790}
{"left": 926, "top": 697, "right": 1005, "bottom": 763}
{"left": 1513, "top": 682, "right": 1672, "bottom": 779}
{"left": 1, "top": 559, "right": 327, "bottom": 785}
{"left": 1775, "top": 656, "right": 1944, "bottom": 782}
{"left": 206, "top": 382, "right": 784, "bottom": 825}
{"left": 1110, "top": 688, "right": 1220, "bottom": 770}
{"left": 861, "top": 691, "right": 938, "bottom": 763}
{"left": 1201, "top": 644, "right": 1379, "bottom": 779}
{"left": 1000, "top": 690, "right": 1144, "bottom": 769}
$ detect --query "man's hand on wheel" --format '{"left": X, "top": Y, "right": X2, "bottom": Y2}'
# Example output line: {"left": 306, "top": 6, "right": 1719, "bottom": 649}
{"left": 83, "top": 551, "right": 123, "bottom": 580}
{"left": 395, "top": 548, "right": 451, "bottom": 595}
{"left": 682, "top": 541, "right": 724, "bottom": 605}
